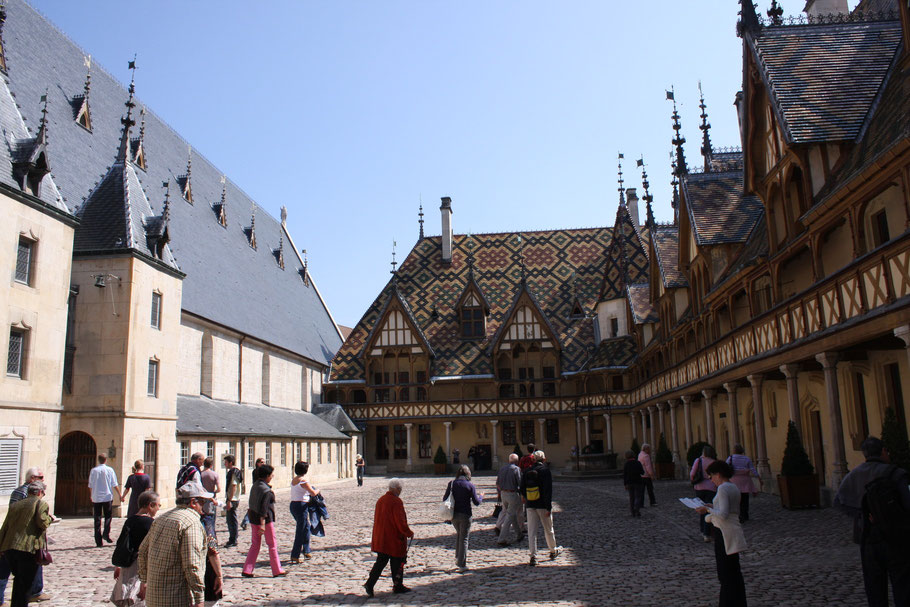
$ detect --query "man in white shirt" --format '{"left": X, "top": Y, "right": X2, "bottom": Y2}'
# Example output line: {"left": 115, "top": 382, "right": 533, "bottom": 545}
{"left": 87, "top": 453, "right": 122, "bottom": 547}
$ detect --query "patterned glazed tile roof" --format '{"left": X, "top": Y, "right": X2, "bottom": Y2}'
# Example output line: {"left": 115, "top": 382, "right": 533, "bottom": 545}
{"left": 330, "top": 228, "right": 612, "bottom": 381}
{"left": 600, "top": 204, "right": 650, "bottom": 301}
{"left": 3, "top": 0, "right": 342, "bottom": 364}
{"left": 682, "top": 171, "right": 764, "bottom": 246}
{"left": 651, "top": 225, "right": 687, "bottom": 289}
{"left": 627, "top": 284, "right": 658, "bottom": 324}
{"left": 748, "top": 19, "right": 903, "bottom": 143}
{"left": 581, "top": 335, "right": 638, "bottom": 371}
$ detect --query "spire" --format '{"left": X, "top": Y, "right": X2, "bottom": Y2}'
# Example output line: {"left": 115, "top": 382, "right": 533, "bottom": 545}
{"left": 418, "top": 199, "right": 424, "bottom": 239}
{"left": 639, "top": 157, "right": 655, "bottom": 228}
{"left": 116, "top": 57, "right": 138, "bottom": 163}
{"left": 301, "top": 249, "right": 309, "bottom": 286}
{"left": 217, "top": 175, "right": 227, "bottom": 227}
{"left": 0, "top": 3, "right": 8, "bottom": 73}
{"left": 698, "top": 82, "right": 713, "bottom": 171}
{"left": 617, "top": 153, "right": 626, "bottom": 206}
{"left": 767, "top": 0, "right": 783, "bottom": 25}
{"left": 466, "top": 234, "right": 476, "bottom": 278}
{"left": 247, "top": 204, "right": 257, "bottom": 249}
{"left": 517, "top": 233, "right": 526, "bottom": 284}
{"left": 131, "top": 106, "right": 147, "bottom": 169}
{"left": 83, "top": 55, "right": 92, "bottom": 100}
{"left": 738, "top": 0, "right": 760, "bottom": 37}
{"left": 162, "top": 180, "right": 171, "bottom": 228}
{"left": 275, "top": 232, "right": 285, "bottom": 269}
{"left": 36, "top": 89, "right": 49, "bottom": 145}
{"left": 179, "top": 146, "right": 193, "bottom": 203}
{"left": 670, "top": 150, "right": 680, "bottom": 223}
{"left": 667, "top": 87, "right": 688, "bottom": 180}
{"left": 390, "top": 239, "right": 398, "bottom": 274}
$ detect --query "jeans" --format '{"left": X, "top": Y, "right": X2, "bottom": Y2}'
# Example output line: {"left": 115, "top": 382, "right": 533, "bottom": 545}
{"left": 451, "top": 513, "right": 471, "bottom": 568}
{"left": 627, "top": 484, "right": 644, "bottom": 516}
{"left": 289, "top": 501, "right": 312, "bottom": 560}
{"left": 526, "top": 507, "right": 556, "bottom": 557}
{"left": 93, "top": 500, "right": 113, "bottom": 546}
{"left": 861, "top": 539, "right": 910, "bottom": 607}
{"left": 225, "top": 501, "right": 239, "bottom": 544}
{"left": 5, "top": 550, "right": 38, "bottom": 607}
{"left": 714, "top": 529, "right": 747, "bottom": 606}
{"left": 499, "top": 492, "right": 522, "bottom": 542}
{"left": 696, "top": 489, "right": 717, "bottom": 537}
{"left": 242, "top": 522, "right": 284, "bottom": 576}
{"left": 739, "top": 493, "right": 750, "bottom": 523}
{"left": 201, "top": 513, "right": 216, "bottom": 538}
{"left": 644, "top": 478, "right": 656, "bottom": 505}
{"left": 365, "top": 552, "right": 405, "bottom": 591}
{"left": 357, "top": 468, "right": 364, "bottom": 487}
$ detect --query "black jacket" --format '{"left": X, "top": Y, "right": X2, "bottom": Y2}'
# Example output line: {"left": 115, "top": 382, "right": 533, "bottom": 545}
{"left": 520, "top": 462, "right": 553, "bottom": 511}
{"left": 623, "top": 459, "right": 645, "bottom": 486}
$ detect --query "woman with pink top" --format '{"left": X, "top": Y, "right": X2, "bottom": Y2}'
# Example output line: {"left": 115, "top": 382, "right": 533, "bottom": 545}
{"left": 690, "top": 444, "right": 717, "bottom": 542}
{"left": 726, "top": 445, "right": 761, "bottom": 523}
{"left": 241, "top": 464, "right": 287, "bottom": 578}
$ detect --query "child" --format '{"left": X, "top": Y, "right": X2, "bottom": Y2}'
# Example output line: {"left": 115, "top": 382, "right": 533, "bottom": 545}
{"left": 622, "top": 450, "right": 646, "bottom": 517}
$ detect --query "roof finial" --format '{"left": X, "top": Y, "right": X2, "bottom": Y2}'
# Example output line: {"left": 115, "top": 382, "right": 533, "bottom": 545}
{"left": 161, "top": 180, "right": 171, "bottom": 228}
{"left": 82, "top": 55, "right": 92, "bottom": 100}
{"left": 0, "top": 3, "right": 8, "bottom": 73}
{"left": 638, "top": 157, "right": 655, "bottom": 228}
{"left": 116, "top": 57, "right": 138, "bottom": 162}
{"left": 390, "top": 239, "right": 398, "bottom": 274}
{"left": 670, "top": 150, "right": 680, "bottom": 222}
{"left": 517, "top": 233, "right": 526, "bottom": 283}
{"left": 667, "top": 86, "right": 688, "bottom": 180}
{"left": 248, "top": 203, "right": 257, "bottom": 249}
{"left": 37, "top": 89, "right": 49, "bottom": 144}
{"left": 698, "top": 81, "right": 713, "bottom": 171}
{"left": 767, "top": 0, "right": 783, "bottom": 25}
{"left": 276, "top": 231, "right": 285, "bottom": 269}
{"left": 617, "top": 152, "right": 626, "bottom": 206}
{"left": 217, "top": 175, "right": 227, "bottom": 227}
{"left": 302, "top": 248, "right": 308, "bottom": 268}
{"left": 418, "top": 195, "right": 425, "bottom": 239}
{"left": 466, "top": 233, "right": 476, "bottom": 276}
{"left": 737, "top": 0, "right": 760, "bottom": 37}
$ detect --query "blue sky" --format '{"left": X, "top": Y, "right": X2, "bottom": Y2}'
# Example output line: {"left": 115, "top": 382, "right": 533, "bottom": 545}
{"left": 31, "top": 0, "right": 856, "bottom": 327}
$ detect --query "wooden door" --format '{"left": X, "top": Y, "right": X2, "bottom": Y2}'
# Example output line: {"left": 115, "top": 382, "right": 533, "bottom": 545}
{"left": 55, "top": 431, "right": 96, "bottom": 515}
{"left": 143, "top": 440, "right": 158, "bottom": 491}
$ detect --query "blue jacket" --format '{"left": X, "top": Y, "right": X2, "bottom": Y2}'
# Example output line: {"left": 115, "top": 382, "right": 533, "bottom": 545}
{"left": 443, "top": 477, "right": 483, "bottom": 516}
{"left": 306, "top": 494, "right": 329, "bottom": 537}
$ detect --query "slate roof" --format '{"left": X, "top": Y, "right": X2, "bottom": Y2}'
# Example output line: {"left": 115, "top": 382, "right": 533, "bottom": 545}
{"left": 2, "top": 0, "right": 341, "bottom": 365}
{"left": 682, "top": 170, "right": 763, "bottom": 246}
{"left": 600, "top": 204, "right": 650, "bottom": 301}
{"left": 312, "top": 403, "right": 361, "bottom": 434}
{"left": 627, "top": 284, "right": 658, "bottom": 324}
{"left": 651, "top": 225, "right": 687, "bottom": 289}
{"left": 712, "top": 213, "right": 769, "bottom": 293}
{"left": 176, "top": 395, "right": 349, "bottom": 440}
{"left": 747, "top": 18, "right": 903, "bottom": 143}
{"left": 0, "top": 72, "right": 66, "bottom": 212}
{"left": 329, "top": 228, "right": 612, "bottom": 381}
{"left": 581, "top": 336, "right": 638, "bottom": 371}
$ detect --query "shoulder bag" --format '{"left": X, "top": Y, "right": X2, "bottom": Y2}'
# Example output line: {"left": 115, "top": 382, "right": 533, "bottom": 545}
{"left": 691, "top": 457, "right": 704, "bottom": 486}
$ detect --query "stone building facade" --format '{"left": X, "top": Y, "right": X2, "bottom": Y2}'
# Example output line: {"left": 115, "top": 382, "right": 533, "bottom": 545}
{"left": 0, "top": 0, "right": 355, "bottom": 518}
{"left": 327, "top": 0, "right": 910, "bottom": 501}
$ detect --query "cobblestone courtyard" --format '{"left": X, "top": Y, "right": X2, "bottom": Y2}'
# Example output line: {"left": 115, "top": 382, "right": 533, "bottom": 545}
{"left": 34, "top": 476, "right": 862, "bottom": 606}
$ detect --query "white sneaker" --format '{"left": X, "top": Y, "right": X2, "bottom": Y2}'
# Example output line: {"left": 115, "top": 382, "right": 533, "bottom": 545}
{"left": 549, "top": 546, "right": 562, "bottom": 560}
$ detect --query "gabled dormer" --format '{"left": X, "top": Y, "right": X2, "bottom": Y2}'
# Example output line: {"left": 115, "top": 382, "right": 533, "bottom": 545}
{"left": 11, "top": 97, "right": 51, "bottom": 198}
{"left": 456, "top": 271, "right": 491, "bottom": 340}
{"left": 72, "top": 56, "right": 92, "bottom": 131}
{"left": 130, "top": 108, "right": 147, "bottom": 170}
{"left": 177, "top": 148, "right": 193, "bottom": 203}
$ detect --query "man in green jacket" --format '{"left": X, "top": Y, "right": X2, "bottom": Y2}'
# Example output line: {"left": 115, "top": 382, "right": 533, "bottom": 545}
{"left": 0, "top": 481, "right": 52, "bottom": 607}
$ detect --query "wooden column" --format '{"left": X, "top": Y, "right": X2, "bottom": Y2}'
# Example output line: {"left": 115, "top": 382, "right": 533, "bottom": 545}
{"left": 816, "top": 352, "right": 847, "bottom": 488}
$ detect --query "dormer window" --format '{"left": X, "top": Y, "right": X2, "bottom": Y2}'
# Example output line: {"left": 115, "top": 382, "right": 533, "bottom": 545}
{"left": 73, "top": 96, "right": 91, "bottom": 131}
{"left": 460, "top": 293, "right": 485, "bottom": 339}
{"left": 570, "top": 299, "right": 584, "bottom": 319}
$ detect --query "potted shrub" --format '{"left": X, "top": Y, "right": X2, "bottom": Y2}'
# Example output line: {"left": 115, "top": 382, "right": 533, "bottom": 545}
{"left": 881, "top": 407, "right": 910, "bottom": 473}
{"left": 433, "top": 445, "right": 447, "bottom": 475}
{"left": 631, "top": 437, "right": 641, "bottom": 455}
{"left": 777, "top": 420, "right": 819, "bottom": 509}
{"left": 655, "top": 433, "right": 675, "bottom": 479}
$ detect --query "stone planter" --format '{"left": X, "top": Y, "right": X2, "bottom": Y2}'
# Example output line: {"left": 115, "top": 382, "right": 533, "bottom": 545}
{"left": 777, "top": 474, "right": 820, "bottom": 509}
{"left": 656, "top": 462, "right": 675, "bottom": 480}
{"left": 434, "top": 462, "right": 447, "bottom": 475}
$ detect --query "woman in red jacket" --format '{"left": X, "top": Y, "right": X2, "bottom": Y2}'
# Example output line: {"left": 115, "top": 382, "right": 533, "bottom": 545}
{"left": 364, "top": 478, "right": 414, "bottom": 597}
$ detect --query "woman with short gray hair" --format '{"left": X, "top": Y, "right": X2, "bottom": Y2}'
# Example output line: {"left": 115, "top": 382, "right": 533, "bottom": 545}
{"left": 442, "top": 465, "right": 484, "bottom": 573}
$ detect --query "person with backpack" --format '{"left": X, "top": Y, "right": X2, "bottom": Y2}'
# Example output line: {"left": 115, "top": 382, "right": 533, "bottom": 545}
{"left": 834, "top": 435, "right": 910, "bottom": 607}
{"left": 692, "top": 445, "right": 717, "bottom": 541}
{"left": 110, "top": 490, "right": 159, "bottom": 607}
{"left": 519, "top": 450, "right": 562, "bottom": 566}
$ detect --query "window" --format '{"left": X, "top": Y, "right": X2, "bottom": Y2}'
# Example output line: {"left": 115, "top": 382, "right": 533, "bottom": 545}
{"left": 306, "top": 442, "right": 311, "bottom": 463}
{"left": 206, "top": 441, "right": 215, "bottom": 461}
{"left": 610, "top": 318, "right": 619, "bottom": 338}
{"left": 0, "top": 438, "right": 23, "bottom": 496}
{"left": 151, "top": 292, "right": 162, "bottom": 329}
{"left": 247, "top": 442, "right": 255, "bottom": 469}
{"left": 295, "top": 442, "right": 302, "bottom": 463}
{"left": 317, "top": 442, "right": 322, "bottom": 464}
{"left": 265, "top": 442, "right": 272, "bottom": 465}
{"left": 6, "top": 328, "right": 27, "bottom": 378}
{"left": 376, "top": 426, "right": 390, "bottom": 460}
{"left": 143, "top": 440, "right": 158, "bottom": 491}
{"left": 461, "top": 305, "right": 484, "bottom": 339}
{"left": 501, "top": 421, "right": 517, "bottom": 446}
{"left": 418, "top": 424, "right": 432, "bottom": 458}
{"left": 612, "top": 375, "right": 624, "bottom": 391}
{"left": 393, "top": 424, "right": 407, "bottom": 459}
{"left": 545, "top": 419, "right": 560, "bottom": 444}
{"left": 520, "top": 420, "right": 535, "bottom": 445}
{"left": 14, "top": 237, "right": 34, "bottom": 285}
{"left": 180, "top": 441, "right": 190, "bottom": 466}
{"left": 871, "top": 210, "right": 890, "bottom": 248}
{"left": 281, "top": 442, "right": 287, "bottom": 466}
{"left": 147, "top": 359, "right": 159, "bottom": 397}
{"left": 327, "top": 442, "right": 332, "bottom": 463}
{"left": 228, "top": 442, "right": 237, "bottom": 459}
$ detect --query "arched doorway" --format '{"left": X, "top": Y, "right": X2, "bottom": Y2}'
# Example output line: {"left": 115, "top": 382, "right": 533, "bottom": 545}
{"left": 55, "top": 431, "right": 96, "bottom": 515}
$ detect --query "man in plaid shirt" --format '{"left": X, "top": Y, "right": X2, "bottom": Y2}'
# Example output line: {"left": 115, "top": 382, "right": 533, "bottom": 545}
{"left": 138, "top": 481, "right": 212, "bottom": 607}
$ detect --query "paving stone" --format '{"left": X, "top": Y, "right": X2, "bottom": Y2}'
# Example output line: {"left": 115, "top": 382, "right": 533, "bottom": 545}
{"left": 33, "top": 477, "right": 864, "bottom": 606}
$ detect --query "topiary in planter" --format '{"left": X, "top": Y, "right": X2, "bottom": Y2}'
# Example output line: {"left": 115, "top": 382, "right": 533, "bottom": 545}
{"left": 433, "top": 445, "right": 447, "bottom": 474}
{"left": 881, "top": 407, "right": 910, "bottom": 473}
{"left": 655, "top": 433, "right": 675, "bottom": 479}
{"left": 778, "top": 421, "right": 818, "bottom": 509}
{"left": 687, "top": 441, "right": 712, "bottom": 467}
{"left": 631, "top": 437, "right": 641, "bottom": 455}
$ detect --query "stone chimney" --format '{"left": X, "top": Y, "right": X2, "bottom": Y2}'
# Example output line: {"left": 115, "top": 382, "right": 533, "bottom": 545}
{"left": 626, "top": 188, "right": 639, "bottom": 228}
{"left": 804, "top": 0, "right": 848, "bottom": 17}
{"left": 440, "top": 196, "right": 453, "bottom": 263}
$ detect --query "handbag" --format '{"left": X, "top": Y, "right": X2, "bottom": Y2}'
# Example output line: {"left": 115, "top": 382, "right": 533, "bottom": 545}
{"left": 492, "top": 503, "right": 503, "bottom": 518}
{"left": 111, "top": 519, "right": 137, "bottom": 567}
{"left": 691, "top": 457, "right": 704, "bottom": 486}
{"left": 35, "top": 547, "right": 52, "bottom": 566}
{"left": 439, "top": 483, "right": 455, "bottom": 522}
